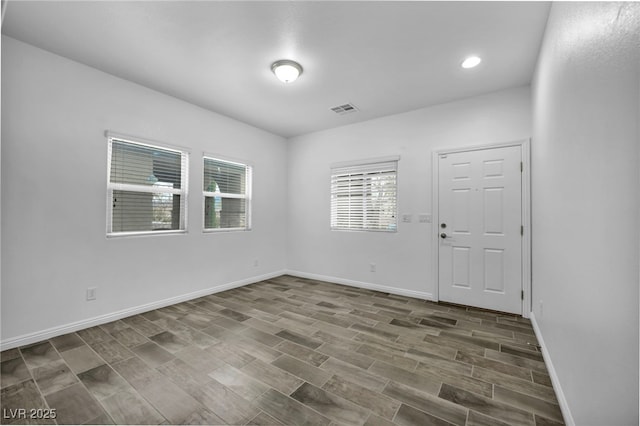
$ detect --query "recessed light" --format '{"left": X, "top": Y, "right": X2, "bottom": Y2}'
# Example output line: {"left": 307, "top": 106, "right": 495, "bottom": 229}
{"left": 461, "top": 56, "right": 482, "bottom": 69}
{"left": 271, "top": 59, "right": 303, "bottom": 83}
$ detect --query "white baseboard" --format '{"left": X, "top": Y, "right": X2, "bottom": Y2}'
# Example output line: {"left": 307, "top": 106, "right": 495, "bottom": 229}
{"left": 2, "top": 269, "right": 433, "bottom": 350}
{"left": 285, "top": 270, "right": 434, "bottom": 301}
{"left": 530, "top": 312, "right": 575, "bottom": 426}
{"left": 0, "top": 270, "right": 286, "bottom": 351}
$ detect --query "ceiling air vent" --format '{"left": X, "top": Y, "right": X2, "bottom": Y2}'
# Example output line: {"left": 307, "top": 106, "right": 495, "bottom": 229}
{"left": 330, "top": 103, "right": 359, "bottom": 115}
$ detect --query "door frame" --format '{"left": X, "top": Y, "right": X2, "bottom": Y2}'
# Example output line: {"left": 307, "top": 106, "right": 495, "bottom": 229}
{"left": 431, "top": 139, "right": 531, "bottom": 318}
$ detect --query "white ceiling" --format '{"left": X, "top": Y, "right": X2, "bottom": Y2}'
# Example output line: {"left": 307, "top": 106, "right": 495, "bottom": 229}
{"left": 2, "top": 1, "right": 550, "bottom": 138}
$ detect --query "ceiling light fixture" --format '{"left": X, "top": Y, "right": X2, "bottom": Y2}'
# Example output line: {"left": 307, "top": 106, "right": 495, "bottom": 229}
{"left": 271, "top": 59, "right": 303, "bottom": 83}
{"left": 461, "top": 56, "right": 482, "bottom": 69}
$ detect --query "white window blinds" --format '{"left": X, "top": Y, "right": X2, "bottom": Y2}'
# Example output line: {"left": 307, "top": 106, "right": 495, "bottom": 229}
{"left": 107, "top": 136, "right": 188, "bottom": 236}
{"left": 330, "top": 160, "right": 398, "bottom": 231}
{"left": 203, "top": 157, "right": 252, "bottom": 231}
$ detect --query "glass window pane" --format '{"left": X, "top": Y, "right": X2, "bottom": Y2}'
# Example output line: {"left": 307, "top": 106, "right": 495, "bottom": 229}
{"left": 203, "top": 158, "right": 245, "bottom": 194}
{"left": 112, "top": 190, "right": 182, "bottom": 232}
{"left": 204, "top": 196, "right": 246, "bottom": 229}
{"left": 111, "top": 140, "right": 182, "bottom": 189}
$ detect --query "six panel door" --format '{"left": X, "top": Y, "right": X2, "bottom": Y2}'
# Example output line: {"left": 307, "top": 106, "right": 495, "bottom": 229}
{"left": 438, "top": 145, "right": 522, "bottom": 314}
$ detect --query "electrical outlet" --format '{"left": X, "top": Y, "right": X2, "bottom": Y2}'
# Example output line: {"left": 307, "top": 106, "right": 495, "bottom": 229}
{"left": 370, "top": 263, "right": 376, "bottom": 272}
{"left": 86, "top": 287, "right": 97, "bottom": 301}
{"left": 253, "top": 259, "right": 259, "bottom": 267}
{"left": 402, "top": 214, "right": 412, "bottom": 223}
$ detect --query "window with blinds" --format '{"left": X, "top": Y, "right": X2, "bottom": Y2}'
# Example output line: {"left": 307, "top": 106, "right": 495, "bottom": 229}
{"left": 330, "top": 160, "right": 398, "bottom": 232}
{"left": 107, "top": 136, "right": 189, "bottom": 236}
{"left": 203, "top": 156, "right": 251, "bottom": 231}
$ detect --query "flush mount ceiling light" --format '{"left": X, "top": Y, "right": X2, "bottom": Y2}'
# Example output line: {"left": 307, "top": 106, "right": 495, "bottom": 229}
{"left": 461, "top": 56, "right": 482, "bottom": 69}
{"left": 271, "top": 59, "right": 303, "bottom": 83}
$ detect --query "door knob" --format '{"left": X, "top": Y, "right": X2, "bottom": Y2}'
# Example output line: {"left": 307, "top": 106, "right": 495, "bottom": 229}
{"left": 440, "top": 233, "right": 447, "bottom": 239}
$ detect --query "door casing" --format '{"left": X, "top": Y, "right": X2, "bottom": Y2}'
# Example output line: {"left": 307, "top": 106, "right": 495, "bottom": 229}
{"left": 432, "top": 139, "right": 531, "bottom": 318}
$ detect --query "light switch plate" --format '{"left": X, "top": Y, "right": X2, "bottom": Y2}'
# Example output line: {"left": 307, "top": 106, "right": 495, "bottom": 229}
{"left": 419, "top": 214, "right": 432, "bottom": 223}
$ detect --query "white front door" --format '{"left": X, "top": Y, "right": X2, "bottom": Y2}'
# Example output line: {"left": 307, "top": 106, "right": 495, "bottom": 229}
{"left": 438, "top": 145, "right": 522, "bottom": 314}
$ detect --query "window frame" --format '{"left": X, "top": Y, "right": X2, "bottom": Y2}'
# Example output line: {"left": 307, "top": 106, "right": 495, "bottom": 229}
{"left": 202, "top": 154, "right": 252, "bottom": 233}
{"left": 330, "top": 156, "right": 399, "bottom": 233}
{"left": 106, "top": 132, "right": 189, "bottom": 238}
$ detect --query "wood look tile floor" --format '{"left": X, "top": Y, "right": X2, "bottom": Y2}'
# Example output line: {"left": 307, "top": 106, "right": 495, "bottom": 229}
{"left": 1, "top": 276, "right": 564, "bottom": 425}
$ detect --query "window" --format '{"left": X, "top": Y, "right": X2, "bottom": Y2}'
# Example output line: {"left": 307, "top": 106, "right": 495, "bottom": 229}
{"left": 330, "top": 158, "right": 398, "bottom": 231}
{"left": 107, "top": 135, "right": 188, "bottom": 236}
{"left": 203, "top": 156, "right": 251, "bottom": 231}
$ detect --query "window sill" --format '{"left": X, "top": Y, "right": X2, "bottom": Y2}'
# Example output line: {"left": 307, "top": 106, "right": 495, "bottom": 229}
{"left": 203, "top": 228, "right": 252, "bottom": 234}
{"left": 106, "top": 230, "right": 187, "bottom": 238}
{"left": 330, "top": 227, "right": 397, "bottom": 233}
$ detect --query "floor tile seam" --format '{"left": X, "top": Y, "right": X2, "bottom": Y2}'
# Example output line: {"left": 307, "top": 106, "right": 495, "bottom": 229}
{"left": 389, "top": 402, "right": 402, "bottom": 425}
{"left": 467, "top": 408, "right": 534, "bottom": 426}
{"left": 424, "top": 335, "right": 492, "bottom": 356}
{"left": 203, "top": 370, "right": 273, "bottom": 419}
{"left": 438, "top": 332, "right": 505, "bottom": 351}
{"left": 314, "top": 354, "right": 335, "bottom": 371}
{"left": 408, "top": 356, "right": 419, "bottom": 373}
{"left": 288, "top": 379, "right": 376, "bottom": 424}
{"left": 0, "top": 373, "right": 33, "bottom": 391}
{"left": 312, "top": 316, "right": 358, "bottom": 333}
{"left": 320, "top": 354, "right": 386, "bottom": 389}
{"left": 465, "top": 324, "right": 519, "bottom": 338}
{"left": 33, "top": 366, "right": 79, "bottom": 401}
{"left": 438, "top": 384, "right": 535, "bottom": 425}
{"left": 1, "top": 351, "right": 34, "bottom": 391}
{"left": 269, "top": 356, "right": 332, "bottom": 389}
{"left": 248, "top": 380, "right": 275, "bottom": 403}
{"left": 416, "top": 361, "right": 478, "bottom": 383}
{"left": 359, "top": 335, "right": 418, "bottom": 361}
{"left": 319, "top": 372, "right": 397, "bottom": 407}
{"left": 442, "top": 383, "right": 538, "bottom": 424}
{"left": 130, "top": 384, "right": 188, "bottom": 426}
{"left": 42, "top": 341, "right": 117, "bottom": 425}
{"left": 13, "top": 347, "right": 56, "bottom": 417}
{"left": 132, "top": 358, "right": 219, "bottom": 424}
{"left": 350, "top": 333, "right": 388, "bottom": 353}
{"left": 416, "top": 364, "right": 494, "bottom": 399}
{"left": 368, "top": 383, "right": 403, "bottom": 423}
{"left": 387, "top": 383, "right": 470, "bottom": 426}
{"left": 483, "top": 351, "right": 546, "bottom": 373}
{"left": 27, "top": 339, "right": 78, "bottom": 396}
{"left": 496, "top": 347, "right": 545, "bottom": 364}
{"left": 459, "top": 351, "right": 536, "bottom": 383}
{"left": 362, "top": 411, "right": 381, "bottom": 426}
{"left": 34, "top": 377, "right": 60, "bottom": 426}
{"left": 314, "top": 340, "right": 366, "bottom": 358}
{"left": 469, "top": 332, "right": 524, "bottom": 346}
{"left": 492, "top": 383, "right": 562, "bottom": 410}
{"left": 463, "top": 408, "right": 471, "bottom": 426}
{"left": 102, "top": 357, "right": 168, "bottom": 421}
{"left": 487, "top": 346, "right": 546, "bottom": 363}
{"left": 85, "top": 357, "right": 141, "bottom": 404}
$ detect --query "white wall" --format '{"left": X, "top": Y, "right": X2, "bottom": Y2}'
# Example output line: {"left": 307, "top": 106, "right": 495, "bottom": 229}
{"left": 531, "top": 3, "right": 639, "bottom": 425}
{"left": 286, "top": 86, "right": 531, "bottom": 298}
{"left": 1, "top": 36, "right": 288, "bottom": 347}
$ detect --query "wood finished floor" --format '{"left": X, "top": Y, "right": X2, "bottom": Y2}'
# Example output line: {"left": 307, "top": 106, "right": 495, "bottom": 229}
{"left": 1, "top": 275, "right": 563, "bottom": 426}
